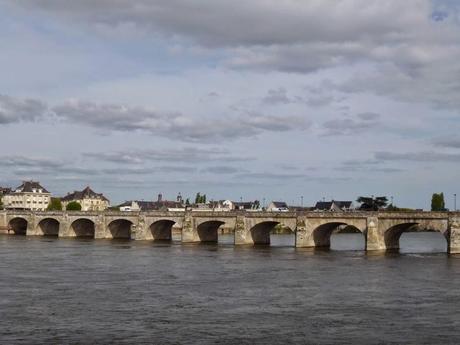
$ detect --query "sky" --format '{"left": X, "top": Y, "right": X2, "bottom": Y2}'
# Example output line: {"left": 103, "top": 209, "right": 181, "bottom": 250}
{"left": 0, "top": 0, "right": 459, "bottom": 209}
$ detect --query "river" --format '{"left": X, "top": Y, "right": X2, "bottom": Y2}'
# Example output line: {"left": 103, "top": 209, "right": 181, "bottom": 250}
{"left": 0, "top": 233, "right": 459, "bottom": 344}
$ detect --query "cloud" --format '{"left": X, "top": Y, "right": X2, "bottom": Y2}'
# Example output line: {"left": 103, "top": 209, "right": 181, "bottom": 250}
{"left": 339, "top": 157, "right": 403, "bottom": 173}
{"left": 0, "top": 155, "right": 62, "bottom": 168}
{"left": 51, "top": 99, "right": 310, "bottom": 141}
{"left": 52, "top": 99, "right": 180, "bottom": 133}
{"left": 340, "top": 165, "right": 404, "bottom": 173}
{"left": 1, "top": 94, "right": 310, "bottom": 141}
{"left": 202, "top": 166, "right": 243, "bottom": 174}
{"left": 0, "top": 155, "right": 98, "bottom": 180}
{"left": 0, "top": 94, "right": 47, "bottom": 124}
{"left": 432, "top": 137, "right": 460, "bottom": 148}
{"left": 322, "top": 112, "right": 381, "bottom": 136}
{"left": 356, "top": 112, "right": 380, "bottom": 121}
{"left": 236, "top": 172, "right": 306, "bottom": 180}
{"left": 85, "top": 147, "right": 252, "bottom": 164}
{"left": 262, "top": 88, "right": 292, "bottom": 105}
{"left": 374, "top": 151, "right": 460, "bottom": 162}
{"left": 12, "top": 1, "right": 434, "bottom": 48}
{"left": 8, "top": 1, "right": 460, "bottom": 112}
{"left": 262, "top": 86, "right": 339, "bottom": 107}
{"left": 241, "top": 112, "right": 310, "bottom": 132}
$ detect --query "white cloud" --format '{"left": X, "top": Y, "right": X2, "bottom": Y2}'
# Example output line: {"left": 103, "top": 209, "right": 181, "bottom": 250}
{"left": 0, "top": 94, "right": 47, "bottom": 124}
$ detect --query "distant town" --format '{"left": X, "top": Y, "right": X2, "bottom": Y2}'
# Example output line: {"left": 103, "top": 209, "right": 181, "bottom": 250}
{"left": 0, "top": 180, "right": 450, "bottom": 213}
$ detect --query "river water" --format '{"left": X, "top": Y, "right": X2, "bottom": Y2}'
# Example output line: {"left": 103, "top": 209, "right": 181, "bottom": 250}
{"left": 1, "top": 233, "right": 459, "bottom": 344}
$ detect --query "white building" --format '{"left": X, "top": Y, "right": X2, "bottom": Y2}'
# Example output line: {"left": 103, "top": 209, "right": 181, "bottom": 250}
{"left": 61, "top": 186, "right": 110, "bottom": 211}
{"left": 313, "top": 200, "right": 354, "bottom": 212}
{"left": 3, "top": 181, "right": 51, "bottom": 211}
{"left": 267, "top": 201, "right": 289, "bottom": 212}
{"left": 119, "top": 194, "right": 185, "bottom": 212}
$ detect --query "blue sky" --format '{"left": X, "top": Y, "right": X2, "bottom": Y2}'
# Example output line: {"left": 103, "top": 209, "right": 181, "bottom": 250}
{"left": 1, "top": 0, "right": 460, "bottom": 209}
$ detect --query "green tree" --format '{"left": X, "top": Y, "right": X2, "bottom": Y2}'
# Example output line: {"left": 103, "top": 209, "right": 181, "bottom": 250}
{"left": 47, "top": 198, "right": 62, "bottom": 211}
{"left": 431, "top": 193, "right": 446, "bottom": 211}
{"left": 357, "top": 196, "right": 388, "bottom": 211}
{"left": 194, "top": 193, "right": 207, "bottom": 204}
{"left": 0, "top": 195, "right": 3, "bottom": 210}
{"left": 66, "top": 201, "right": 82, "bottom": 211}
{"left": 185, "top": 198, "right": 190, "bottom": 206}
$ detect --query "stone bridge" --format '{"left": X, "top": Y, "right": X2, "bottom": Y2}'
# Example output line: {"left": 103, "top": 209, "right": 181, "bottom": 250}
{"left": 1, "top": 210, "right": 460, "bottom": 253}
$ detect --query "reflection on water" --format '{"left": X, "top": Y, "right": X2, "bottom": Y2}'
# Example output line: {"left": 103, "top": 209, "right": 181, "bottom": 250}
{"left": 331, "top": 233, "right": 366, "bottom": 251}
{"left": 0, "top": 233, "right": 458, "bottom": 344}
{"left": 217, "top": 232, "right": 447, "bottom": 253}
{"left": 217, "top": 234, "right": 297, "bottom": 246}
{"left": 399, "top": 231, "right": 447, "bottom": 253}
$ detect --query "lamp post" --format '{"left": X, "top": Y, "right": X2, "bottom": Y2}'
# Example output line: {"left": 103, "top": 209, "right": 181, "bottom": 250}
{"left": 454, "top": 194, "right": 457, "bottom": 212}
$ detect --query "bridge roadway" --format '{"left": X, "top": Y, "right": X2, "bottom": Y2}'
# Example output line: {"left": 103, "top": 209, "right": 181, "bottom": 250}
{"left": 1, "top": 210, "right": 460, "bottom": 253}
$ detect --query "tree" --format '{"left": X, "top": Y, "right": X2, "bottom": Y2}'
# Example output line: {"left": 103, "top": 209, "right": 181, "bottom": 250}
{"left": 357, "top": 196, "right": 388, "bottom": 211}
{"left": 194, "top": 193, "right": 207, "bottom": 204}
{"left": 47, "top": 198, "right": 62, "bottom": 211}
{"left": 431, "top": 193, "right": 446, "bottom": 211}
{"left": 66, "top": 201, "right": 82, "bottom": 211}
{"left": 0, "top": 195, "right": 3, "bottom": 210}
{"left": 185, "top": 198, "right": 190, "bottom": 206}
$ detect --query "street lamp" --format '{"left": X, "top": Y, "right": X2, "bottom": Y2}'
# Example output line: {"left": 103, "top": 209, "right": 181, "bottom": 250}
{"left": 454, "top": 194, "right": 457, "bottom": 212}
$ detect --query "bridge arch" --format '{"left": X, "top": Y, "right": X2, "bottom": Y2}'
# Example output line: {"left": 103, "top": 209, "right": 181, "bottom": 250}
{"left": 108, "top": 219, "right": 133, "bottom": 239}
{"left": 308, "top": 218, "right": 367, "bottom": 249}
{"left": 8, "top": 217, "right": 28, "bottom": 235}
{"left": 70, "top": 218, "right": 95, "bottom": 238}
{"left": 37, "top": 218, "right": 60, "bottom": 236}
{"left": 150, "top": 219, "right": 176, "bottom": 241}
{"left": 197, "top": 220, "right": 226, "bottom": 242}
{"left": 313, "top": 222, "right": 365, "bottom": 248}
{"left": 249, "top": 221, "right": 295, "bottom": 245}
{"left": 384, "top": 221, "right": 448, "bottom": 251}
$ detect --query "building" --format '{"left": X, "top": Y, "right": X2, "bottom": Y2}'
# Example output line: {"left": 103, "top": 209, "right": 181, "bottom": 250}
{"left": 267, "top": 201, "right": 289, "bottom": 212}
{"left": 119, "top": 200, "right": 155, "bottom": 212}
{"left": 233, "top": 201, "right": 260, "bottom": 211}
{"left": 313, "top": 200, "right": 354, "bottom": 212}
{"left": 119, "top": 193, "right": 185, "bottom": 212}
{"left": 2, "top": 181, "right": 51, "bottom": 211}
{"left": 61, "top": 186, "right": 110, "bottom": 211}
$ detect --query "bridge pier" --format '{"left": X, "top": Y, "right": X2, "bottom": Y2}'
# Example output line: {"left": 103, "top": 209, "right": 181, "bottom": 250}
{"left": 23, "top": 213, "right": 38, "bottom": 236}
{"left": 365, "top": 217, "right": 384, "bottom": 251}
{"left": 295, "top": 216, "right": 314, "bottom": 247}
{"left": 181, "top": 213, "right": 199, "bottom": 242}
{"left": 131, "top": 215, "right": 147, "bottom": 240}
{"left": 448, "top": 217, "right": 460, "bottom": 254}
{"left": 234, "top": 216, "right": 250, "bottom": 244}
{"left": 58, "top": 221, "right": 71, "bottom": 237}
